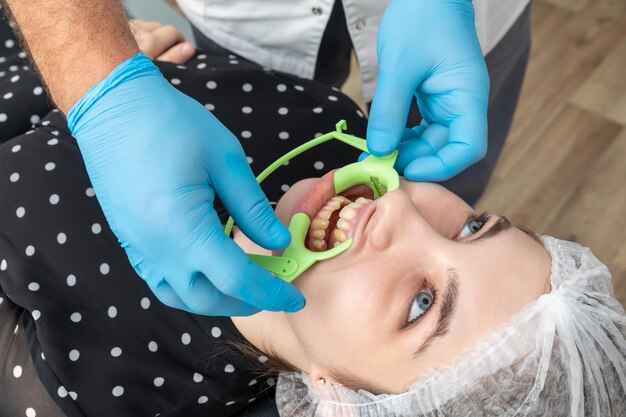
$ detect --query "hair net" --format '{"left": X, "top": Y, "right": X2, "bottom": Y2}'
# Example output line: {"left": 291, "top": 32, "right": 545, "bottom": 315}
{"left": 276, "top": 236, "right": 626, "bottom": 417}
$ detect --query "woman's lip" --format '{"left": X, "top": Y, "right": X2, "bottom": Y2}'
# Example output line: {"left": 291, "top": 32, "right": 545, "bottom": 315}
{"left": 350, "top": 200, "right": 378, "bottom": 250}
{"left": 293, "top": 169, "right": 337, "bottom": 220}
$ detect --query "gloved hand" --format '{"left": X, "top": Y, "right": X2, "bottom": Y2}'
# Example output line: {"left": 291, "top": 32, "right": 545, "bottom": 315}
{"left": 367, "top": 0, "right": 490, "bottom": 181}
{"left": 67, "top": 53, "right": 305, "bottom": 316}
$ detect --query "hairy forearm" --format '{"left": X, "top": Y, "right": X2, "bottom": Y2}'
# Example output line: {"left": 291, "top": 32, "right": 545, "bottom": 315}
{"left": 3, "top": 0, "right": 139, "bottom": 113}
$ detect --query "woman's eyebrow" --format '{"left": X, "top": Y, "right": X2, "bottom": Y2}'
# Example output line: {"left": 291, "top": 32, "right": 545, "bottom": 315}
{"left": 471, "top": 215, "right": 512, "bottom": 243}
{"left": 412, "top": 269, "right": 459, "bottom": 358}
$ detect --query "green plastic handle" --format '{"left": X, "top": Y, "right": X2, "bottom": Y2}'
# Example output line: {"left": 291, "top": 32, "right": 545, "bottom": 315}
{"left": 225, "top": 120, "right": 399, "bottom": 282}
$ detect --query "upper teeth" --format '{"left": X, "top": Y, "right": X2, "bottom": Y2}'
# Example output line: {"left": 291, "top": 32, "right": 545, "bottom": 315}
{"left": 307, "top": 195, "right": 374, "bottom": 252}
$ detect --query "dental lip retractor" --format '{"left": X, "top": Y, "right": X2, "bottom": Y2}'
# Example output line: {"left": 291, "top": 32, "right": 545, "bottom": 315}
{"left": 224, "top": 120, "right": 399, "bottom": 282}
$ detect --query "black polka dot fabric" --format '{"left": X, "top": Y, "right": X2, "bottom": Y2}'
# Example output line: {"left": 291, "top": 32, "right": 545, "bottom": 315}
{"left": 0, "top": 10, "right": 367, "bottom": 417}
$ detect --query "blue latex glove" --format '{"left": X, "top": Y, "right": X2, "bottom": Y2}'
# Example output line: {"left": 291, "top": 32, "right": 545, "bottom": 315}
{"left": 367, "top": 0, "right": 490, "bottom": 181}
{"left": 67, "top": 53, "right": 305, "bottom": 316}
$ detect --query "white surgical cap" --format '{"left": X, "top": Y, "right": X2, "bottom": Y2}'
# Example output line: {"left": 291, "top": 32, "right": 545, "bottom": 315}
{"left": 276, "top": 236, "right": 626, "bottom": 417}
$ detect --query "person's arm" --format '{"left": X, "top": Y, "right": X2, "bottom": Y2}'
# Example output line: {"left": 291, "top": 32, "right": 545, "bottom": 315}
{"left": 3, "top": 0, "right": 138, "bottom": 113}
{"left": 1, "top": 0, "right": 304, "bottom": 316}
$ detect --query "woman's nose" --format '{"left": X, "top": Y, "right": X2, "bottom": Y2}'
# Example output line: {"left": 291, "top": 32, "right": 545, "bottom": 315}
{"left": 369, "top": 189, "right": 438, "bottom": 251}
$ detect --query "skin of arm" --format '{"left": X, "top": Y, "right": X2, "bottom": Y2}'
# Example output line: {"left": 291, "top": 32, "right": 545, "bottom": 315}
{"left": 2, "top": 0, "right": 139, "bottom": 113}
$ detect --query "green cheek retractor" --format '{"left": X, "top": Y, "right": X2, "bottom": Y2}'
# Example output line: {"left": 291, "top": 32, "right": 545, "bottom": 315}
{"left": 224, "top": 120, "right": 399, "bottom": 282}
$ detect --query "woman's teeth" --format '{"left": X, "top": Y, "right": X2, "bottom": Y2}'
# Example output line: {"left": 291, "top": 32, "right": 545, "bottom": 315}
{"left": 307, "top": 195, "right": 373, "bottom": 252}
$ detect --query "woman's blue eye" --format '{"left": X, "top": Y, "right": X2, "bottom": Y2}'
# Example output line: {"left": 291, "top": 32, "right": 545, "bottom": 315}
{"left": 407, "top": 290, "right": 434, "bottom": 324}
{"left": 458, "top": 214, "right": 488, "bottom": 239}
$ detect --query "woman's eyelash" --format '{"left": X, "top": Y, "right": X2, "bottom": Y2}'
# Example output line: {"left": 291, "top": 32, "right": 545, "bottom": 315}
{"left": 457, "top": 211, "right": 491, "bottom": 240}
{"left": 405, "top": 283, "right": 439, "bottom": 328}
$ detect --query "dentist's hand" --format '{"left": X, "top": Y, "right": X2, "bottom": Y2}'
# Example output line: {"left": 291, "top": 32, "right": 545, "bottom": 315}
{"left": 67, "top": 53, "right": 305, "bottom": 316}
{"left": 367, "top": 0, "right": 490, "bottom": 181}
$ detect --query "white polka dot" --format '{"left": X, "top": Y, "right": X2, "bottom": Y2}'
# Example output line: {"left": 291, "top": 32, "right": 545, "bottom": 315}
{"left": 0, "top": 113, "right": 7, "bottom": 123}
{"left": 276, "top": 83, "right": 287, "bottom": 92}
{"left": 197, "top": 62, "right": 207, "bottom": 69}
{"left": 33, "top": 86, "right": 43, "bottom": 95}
{"left": 282, "top": 160, "right": 290, "bottom": 166}
{"left": 170, "top": 78, "right": 181, "bottom": 85}
{"left": 241, "top": 130, "right": 252, "bottom": 139}
{"left": 51, "top": 130, "right": 59, "bottom": 136}
{"left": 18, "top": 51, "right": 27, "bottom": 59}
{"left": 10, "top": 74, "right": 19, "bottom": 83}
{"left": 0, "top": 259, "right": 6, "bottom": 271}
{"left": 16, "top": 207, "right": 25, "bottom": 218}
{"left": 110, "top": 347, "right": 122, "bottom": 357}
{"left": 8, "top": 65, "right": 17, "bottom": 72}
{"left": 57, "top": 386, "right": 68, "bottom": 398}
{"left": 9, "top": 172, "right": 19, "bottom": 182}
{"left": 248, "top": 379, "right": 257, "bottom": 386}
{"left": 148, "top": 341, "right": 158, "bottom": 352}
{"left": 91, "top": 223, "right": 102, "bottom": 234}
{"left": 176, "top": 65, "right": 186, "bottom": 69}
{"left": 206, "top": 81, "right": 217, "bottom": 89}
{"left": 242, "top": 83, "right": 253, "bottom": 92}
{"left": 100, "top": 263, "right": 110, "bottom": 275}
{"left": 226, "top": 401, "right": 236, "bottom": 406}
{"left": 5, "top": 39, "right": 15, "bottom": 48}
{"left": 69, "top": 392, "right": 78, "bottom": 401}
{"left": 314, "top": 161, "right": 325, "bottom": 170}
{"left": 241, "top": 106, "right": 252, "bottom": 114}
{"left": 70, "top": 312, "right": 81, "bottom": 323}
{"left": 41, "top": 121, "right": 50, "bottom": 126}
{"left": 153, "top": 377, "right": 164, "bottom": 387}
{"left": 246, "top": 156, "right": 253, "bottom": 164}
{"left": 28, "top": 282, "right": 39, "bottom": 291}
{"left": 140, "top": 297, "right": 150, "bottom": 309}
{"left": 49, "top": 194, "right": 60, "bottom": 205}
{"left": 258, "top": 355, "right": 268, "bottom": 363}
{"left": 44, "top": 162, "right": 56, "bottom": 171}
{"left": 47, "top": 138, "right": 59, "bottom": 145}
{"left": 112, "top": 386, "right": 124, "bottom": 397}
{"left": 66, "top": 274, "right": 76, "bottom": 286}
{"left": 32, "top": 310, "right": 41, "bottom": 320}
{"left": 11, "top": 144, "right": 21, "bottom": 153}
{"left": 294, "top": 85, "right": 304, "bottom": 91}
{"left": 198, "top": 396, "right": 208, "bottom": 404}
{"left": 267, "top": 377, "right": 276, "bottom": 386}
{"left": 193, "top": 372, "right": 203, "bottom": 383}
{"left": 211, "top": 327, "right": 221, "bottom": 338}
{"left": 85, "top": 187, "right": 95, "bottom": 197}
{"left": 204, "top": 103, "right": 215, "bottom": 111}
{"left": 181, "top": 333, "right": 191, "bottom": 345}
{"left": 313, "top": 107, "right": 323, "bottom": 114}
{"left": 281, "top": 184, "right": 290, "bottom": 192}
{"left": 4, "top": 92, "right": 13, "bottom": 99}
{"left": 108, "top": 306, "right": 118, "bottom": 318}
{"left": 278, "top": 131, "right": 290, "bottom": 140}
{"left": 26, "top": 407, "right": 36, "bottom": 417}
{"left": 69, "top": 349, "right": 80, "bottom": 361}
{"left": 328, "top": 95, "right": 338, "bottom": 101}
{"left": 30, "top": 114, "right": 40, "bottom": 124}
{"left": 57, "top": 232, "right": 67, "bottom": 244}
{"left": 278, "top": 107, "right": 289, "bottom": 115}
{"left": 228, "top": 54, "right": 237, "bottom": 59}
{"left": 197, "top": 54, "right": 207, "bottom": 59}
{"left": 229, "top": 59, "right": 239, "bottom": 64}
{"left": 224, "top": 364, "right": 235, "bottom": 373}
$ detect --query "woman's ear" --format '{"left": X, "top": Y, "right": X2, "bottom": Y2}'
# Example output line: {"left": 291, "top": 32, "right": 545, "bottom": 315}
{"left": 309, "top": 363, "right": 337, "bottom": 387}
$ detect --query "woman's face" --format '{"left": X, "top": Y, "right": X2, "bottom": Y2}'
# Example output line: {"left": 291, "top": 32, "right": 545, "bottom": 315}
{"left": 272, "top": 178, "right": 551, "bottom": 393}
